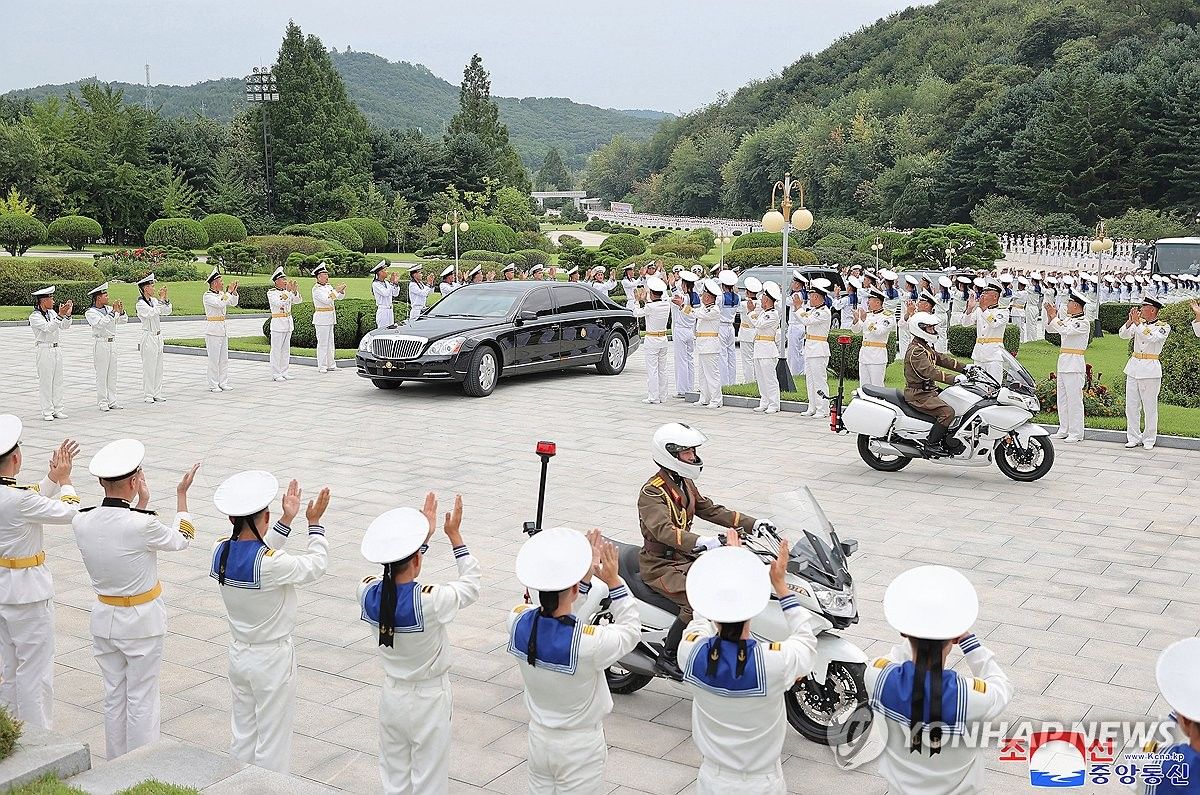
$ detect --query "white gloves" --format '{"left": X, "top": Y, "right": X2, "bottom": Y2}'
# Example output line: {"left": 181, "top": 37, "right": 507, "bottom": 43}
{"left": 954, "top": 373, "right": 969, "bottom": 385}
{"left": 694, "top": 535, "right": 722, "bottom": 552}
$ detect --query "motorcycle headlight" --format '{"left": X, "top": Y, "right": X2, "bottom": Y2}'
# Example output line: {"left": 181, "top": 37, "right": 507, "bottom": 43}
{"left": 426, "top": 336, "right": 466, "bottom": 356}
{"left": 812, "top": 584, "right": 856, "bottom": 618}
{"left": 358, "top": 335, "right": 373, "bottom": 352}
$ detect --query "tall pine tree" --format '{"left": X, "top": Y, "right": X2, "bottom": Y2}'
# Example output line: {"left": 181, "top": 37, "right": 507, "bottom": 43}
{"left": 446, "top": 54, "right": 529, "bottom": 193}
{"left": 536, "top": 147, "right": 572, "bottom": 191}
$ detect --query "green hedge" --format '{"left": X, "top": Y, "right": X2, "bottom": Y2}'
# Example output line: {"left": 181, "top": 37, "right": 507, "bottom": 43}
{"left": 826, "top": 329, "right": 899, "bottom": 375}
{"left": 0, "top": 213, "right": 47, "bottom": 255}
{"left": 310, "top": 221, "right": 363, "bottom": 252}
{"left": 650, "top": 240, "right": 707, "bottom": 258}
{"left": 200, "top": 213, "right": 247, "bottom": 244}
{"left": 0, "top": 280, "right": 91, "bottom": 314}
{"left": 730, "top": 231, "right": 802, "bottom": 250}
{"left": 620, "top": 253, "right": 705, "bottom": 273}
{"left": 515, "top": 249, "right": 551, "bottom": 268}
{"left": 235, "top": 285, "right": 271, "bottom": 310}
{"left": 1099, "top": 302, "right": 1137, "bottom": 334}
{"left": 646, "top": 230, "right": 673, "bottom": 244}
{"left": 723, "top": 247, "right": 817, "bottom": 268}
{"left": 261, "top": 297, "right": 391, "bottom": 348}
{"left": 46, "top": 215, "right": 103, "bottom": 250}
{"left": 343, "top": 217, "right": 388, "bottom": 251}
{"left": 947, "top": 324, "right": 1021, "bottom": 358}
{"left": 0, "top": 257, "right": 102, "bottom": 282}
{"left": 442, "top": 221, "right": 518, "bottom": 255}
{"left": 284, "top": 250, "right": 376, "bottom": 277}
{"left": 599, "top": 233, "right": 647, "bottom": 258}
{"left": 1160, "top": 301, "right": 1200, "bottom": 408}
{"left": 461, "top": 250, "right": 511, "bottom": 265}
{"left": 145, "top": 218, "right": 208, "bottom": 249}
{"left": 245, "top": 235, "right": 344, "bottom": 267}
{"left": 207, "top": 242, "right": 267, "bottom": 275}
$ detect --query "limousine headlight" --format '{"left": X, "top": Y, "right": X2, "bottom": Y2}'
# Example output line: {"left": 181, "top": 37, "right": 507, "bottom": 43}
{"left": 358, "top": 334, "right": 373, "bottom": 352}
{"left": 426, "top": 336, "right": 466, "bottom": 356}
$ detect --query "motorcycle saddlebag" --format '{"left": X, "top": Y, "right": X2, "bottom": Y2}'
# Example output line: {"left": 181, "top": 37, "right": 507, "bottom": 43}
{"left": 842, "top": 395, "right": 896, "bottom": 437}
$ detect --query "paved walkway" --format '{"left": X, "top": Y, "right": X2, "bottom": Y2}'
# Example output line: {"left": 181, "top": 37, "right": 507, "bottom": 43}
{"left": 3, "top": 318, "right": 1198, "bottom": 793}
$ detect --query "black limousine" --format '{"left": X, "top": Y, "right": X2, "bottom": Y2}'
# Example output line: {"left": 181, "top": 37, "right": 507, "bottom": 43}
{"left": 356, "top": 281, "right": 641, "bottom": 396}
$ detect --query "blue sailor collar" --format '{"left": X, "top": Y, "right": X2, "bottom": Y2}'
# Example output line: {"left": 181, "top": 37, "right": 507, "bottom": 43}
{"left": 210, "top": 539, "right": 269, "bottom": 589}
{"left": 870, "top": 659, "right": 968, "bottom": 735}
{"left": 683, "top": 637, "right": 767, "bottom": 697}
{"left": 508, "top": 609, "right": 581, "bottom": 674}
{"left": 360, "top": 580, "right": 426, "bottom": 634}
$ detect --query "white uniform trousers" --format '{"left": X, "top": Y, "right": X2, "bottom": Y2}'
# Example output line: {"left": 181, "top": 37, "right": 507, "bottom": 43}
{"left": 740, "top": 341, "right": 755, "bottom": 384}
{"left": 376, "top": 305, "right": 395, "bottom": 330}
{"left": 697, "top": 760, "right": 786, "bottom": 795}
{"left": 935, "top": 327, "right": 949, "bottom": 354}
{"left": 269, "top": 331, "right": 291, "bottom": 378}
{"left": 1056, "top": 371, "right": 1085, "bottom": 440}
{"left": 858, "top": 363, "right": 885, "bottom": 387}
{"left": 410, "top": 303, "right": 425, "bottom": 320}
{"left": 315, "top": 326, "right": 336, "bottom": 370}
{"left": 977, "top": 359, "right": 1003, "bottom": 383}
{"left": 206, "top": 335, "right": 230, "bottom": 389}
{"left": 93, "top": 634, "right": 164, "bottom": 759}
{"left": 228, "top": 638, "right": 296, "bottom": 773}
{"left": 786, "top": 326, "right": 805, "bottom": 375}
{"left": 697, "top": 353, "right": 722, "bottom": 407}
{"left": 804, "top": 356, "right": 830, "bottom": 416}
{"left": 1125, "top": 377, "right": 1161, "bottom": 447}
{"left": 644, "top": 344, "right": 669, "bottom": 403}
{"left": 93, "top": 339, "right": 118, "bottom": 407}
{"left": 0, "top": 600, "right": 55, "bottom": 730}
{"left": 526, "top": 721, "right": 607, "bottom": 795}
{"left": 718, "top": 326, "right": 736, "bottom": 385}
{"left": 35, "top": 346, "right": 65, "bottom": 415}
{"left": 673, "top": 334, "right": 694, "bottom": 395}
{"left": 897, "top": 324, "right": 911, "bottom": 358}
{"left": 756, "top": 359, "right": 780, "bottom": 412}
{"left": 140, "top": 334, "right": 164, "bottom": 399}
{"left": 380, "top": 674, "right": 452, "bottom": 795}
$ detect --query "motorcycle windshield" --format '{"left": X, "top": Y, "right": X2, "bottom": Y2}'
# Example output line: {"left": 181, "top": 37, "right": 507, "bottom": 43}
{"left": 999, "top": 350, "right": 1036, "bottom": 390}
{"left": 764, "top": 488, "right": 850, "bottom": 590}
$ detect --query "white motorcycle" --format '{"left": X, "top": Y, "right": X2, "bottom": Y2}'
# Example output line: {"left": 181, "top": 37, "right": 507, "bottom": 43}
{"left": 591, "top": 488, "right": 872, "bottom": 747}
{"left": 841, "top": 351, "right": 1054, "bottom": 482}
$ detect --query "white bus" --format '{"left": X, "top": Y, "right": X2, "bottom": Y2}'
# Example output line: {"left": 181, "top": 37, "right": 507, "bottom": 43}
{"left": 1153, "top": 237, "right": 1200, "bottom": 276}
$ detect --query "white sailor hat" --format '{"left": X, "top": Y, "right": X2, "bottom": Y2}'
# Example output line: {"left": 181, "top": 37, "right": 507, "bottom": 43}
{"left": 918, "top": 290, "right": 938, "bottom": 305}
{"left": 848, "top": 276, "right": 863, "bottom": 290}
{"left": 466, "top": 264, "right": 482, "bottom": 280}
{"left": 883, "top": 565, "right": 979, "bottom": 640}
{"left": 701, "top": 278, "right": 722, "bottom": 297}
{"left": 708, "top": 262, "right": 723, "bottom": 275}
{"left": 0, "top": 414, "right": 21, "bottom": 456}
{"left": 903, "top": 274, "right": 919, "bottom": 286}
{"left": 1156, "top": 637, "right": 1200, "bottom": 720}
{"left": 88, "top": 439, "right": 146, "bottom": 480}
{"left": 32, "top": 285, "right": 55, "bottom": 298}
{"left": 879, "top": 268, "right": 898, "bottom": 281}
{"left": 502, "top": 263, "right": 516, "bottom": 273}
{"left": 867, "top": 287, "right": 887, "bottom": 302}
{"left": 207, "top": 267, "right": 221, "bottom": 283}
{"left": 672, "top": 265, "right": 684, "bottom": 274}
{"left": 592, "top": 265, "right": 606, "bottom": 274}
{"left": 213, "top": 470, "right": 279, "bottom": 517}
{"left": 982, "top": 279, "right": 1002, "bottom": 293}
{"left": 1067, "top": 289, "right": 1088, "bottom": 306}
{"left": 1060, "top": 275, "right": 1075, "bottom": 286}
{"left": 311, "top": 263, "right": 329, "bottom": 277}
{"left": 515, "top": 527, "right": 592, "bottom": 591}
{"left": 440, "top": 265, "right": 455, "bottom": 278}
{"left": 718, "top": 270, "right": 737, "bottom": 287}
{"left": 1045, "top": 276, "right": 1058, "bottom": 286}
{"left": 999, "top": 273, "right": 1013, "bottom": 284}
{"left": 679, "top": 270, "right": 698, "bottom": 283}
{"left": 790, "top": 270, "right": 808, "bottom": 284}
{"left": 623, "top": 263, "right": 636, "bottom": 272}
{"left": 761, "top": 280, "right": 782, "bottom": 302}
{"left": 809, "top": 281, "right": 830, "bottom": 296}
{"left": 88, "top": 282, "right": 109, "bottom": 296}
{"left": 361, "top": 507, "right": 429, "bottom": 564}
{"left": 849, "top": 263, "right": 863, "bottom": 271}
{"left": 938, "top": 276, "right": 953, "bottom": 289}
{"left": 744, "top": 276, "right": 763, "bottom": 293}
{"left": 136, "top": 273, "right": 157, "bottom": 287}
{"left": 645, "top": 260, "right": 659, "bottom": 270}
{"left": 690, "top": 265, "right": 704, "bottom": 275}
{"left": 407, "top": 263, "right": 423, "bottom": 273}
{"left": 1141, "top": 293, "right": 1164, "bottom": 309}
{"left": 645, "top": 275, "right": 668, "bottom": 293}
{"left": 1124, "top": 274, "right": 1137, "bottom": 284}
{"left": 1103, "top": 275, "right": 1115, "bottom": 283}
{"left": 685, "top": 546, "right": 771, "bottom": 623}
{"left": 1030, "top": 271, "right": 1043, "bottom": 280}
{"left": 1017, "top": 276, "right": 1029, "bottom": 286}
{"left": 529, "top": 263, "right": 545, "bottom": 274}
{"left": 564, "top": 266, "right": 579, "bottom": 277}
{"left": 270, "top": 267, "right": 286, "bottom": 282}
{"left": 810, "top": 277, "right": 832, "bottom": 290}
{"left": 955, "top": 275, "right": 973, "bottom": 286}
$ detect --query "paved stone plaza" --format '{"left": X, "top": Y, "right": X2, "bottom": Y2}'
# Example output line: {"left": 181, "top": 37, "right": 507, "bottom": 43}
{"left": 4, "top": 316, "right": 1199, "bottom": 794}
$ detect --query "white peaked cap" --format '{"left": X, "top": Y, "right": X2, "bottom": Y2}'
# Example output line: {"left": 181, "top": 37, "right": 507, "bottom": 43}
{"left": 88, "top": 439, "right": 146, "bottom": 479}
{"left": 1156, "top": 638, "right": 1200, "bottom": 720}
{"left": 515, "top": 527, "right": 592, "bottom": 591}
{"left": 744, "top": 276, "right": 763, "bottom": 293}
{"left": 718, "top": 270, "right": 738, "bottom": 287}
{"left": 361, "top": 507, "right": 429, "bottom": 564}
{"left": 938, "top": 276, "right": 953, "bottom": 289}
{"left": 136, "top": 273, "right": 157, "bottom": 287}
{"left": 271, "top": 267, "right": 286, "bottom": 281}
{"left": 883, "top": 565, "right": 979, "bottom": 640}
{"left": 88, "top": 282, "right": 109, "bottom": 296}
{"left": 440, "top": 265, "right": 455, "bottom": 278}
{"left": 645, "top": 275, "right": 668, "bottom": 293}
{"left": 686, "top": 546, "right": 771, "bottom": 623}
{"left": 0, "top": 414, "right": 21, "bottom": 455}
{"left": 371, "top": 261, "right": 387, "bottom": 274}
{"left": 879, "top": 268, "right": 898, "bottom": 281}
{"left": 762, "top": 281, "right": 783, "bottom": 302}
{"left": 701, "top": 278, "right": 721, "bottom": 297}
{"left": 680, "top": 270, "right": 698, "bottom": 283}
{"left": 207, "top": 267, "right": 221, "bottom": 283}
{"left": 32, "top": 286, "right": 55, "bottom": 297}
{"left": 213, "top": 470, "right": 279, "bottom": 518}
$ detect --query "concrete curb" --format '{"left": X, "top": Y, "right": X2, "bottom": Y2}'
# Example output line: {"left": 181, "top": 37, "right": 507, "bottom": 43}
{"left": 0, "top": 728, "right": 91, "bottom": 791}
{"left": 0, "top": 313, "right": 269, "bottom": 328}
{"left": 163, "top": 344, "right": 357, "bottom": 369}
{"left": 687, "top": 391, "right": 1200, "bottom": 451}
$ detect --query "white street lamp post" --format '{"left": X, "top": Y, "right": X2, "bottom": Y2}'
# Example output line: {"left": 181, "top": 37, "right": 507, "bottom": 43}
{"left": 441, "top": 210, "right": 470, "bottom": 278}
{"left": 1089, "top": 221, "right": 1113, "bottom": 337}
{"left": 716, "top": 234, "right": 732, "bottom": 267}
{"left": 762, "top": 173, "right": 813, "bottom": 393}
{"left": 871, "top": 236, "right": 884, "bottom": 270}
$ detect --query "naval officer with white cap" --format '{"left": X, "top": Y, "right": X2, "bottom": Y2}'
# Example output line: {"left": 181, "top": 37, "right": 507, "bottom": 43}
{"left": 851, "top": 288, "right": 894, "bottom": 387}
{"left": 135, "top": 274, "right": 171, "bottom": 402}
{"left": 0, "top": 416, "right": 80, "bottom": 730}
{"left": 359, "top": 494, "right": 480, "bottom": 794}
{"left": 865, "top": 566, "right": 1012, "bottom": 795}
{"left": 210, "top": 470, "right": 330, "bottom": 773}
{"left": 266, "top": 267, "right": 302, "bottom": 382}
{"left": 678, "top": 534, "right": 822, "bottom": 794}
{"left": 750, "top": 281, "right": 783, "bottom": 413}
{"left": 961, "top": 281, "right": 1009, "bottom": 383}
{"left": 407, "top": 264, "right": 434, "bottom": 319}
{"left": 203, "top": 268, "right": 239, "bottom": 392}
{"left": 632, "top": 275, "right": 672, "bottom": 404}
{"left": 72, "top": 440, "right": 200, "bottom": 758}
{"left": 797, "top": 280, "right": 833, "bottom": 418}
{"left": 508, "top": 528, "right": 640, "bottom": 794}
{"left": 1120, "top": 294, "right": 1171, "bottom": 450}
{"left": 437, "top": 265, "right": 458, "bottom": 295}
{"left": 1045, "top": 290, "right": 1091, "bottom": 443}
{"left": 738, "top": 276, "right": 763, "bottom": 384}
{"left": 371, "top": 261, "right": 402, "bottom": 329}
{"left": 85, "top": 282, "right": 128, "bottom": 411}
{"left": 1130, "top": 638, "right": 1200, "bottom": 794}
{"left": 311, "top": 263, "right": 347, "bottom": 373}
{"left": 29, "top": 286, "right": 72, "bottom": 421}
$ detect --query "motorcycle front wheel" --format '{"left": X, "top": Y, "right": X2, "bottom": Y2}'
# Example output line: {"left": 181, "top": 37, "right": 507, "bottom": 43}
{"left": 856, "top": 434, "right": 912, "bottom": 472}
{"left": 994, "top": 434, "right": 1054, "bottom": 481}
{"left": 605, "top": 664, "right": 653, "bottom": 695}
{"left": 785, "top": 661, "right": 870, "bottom": 746}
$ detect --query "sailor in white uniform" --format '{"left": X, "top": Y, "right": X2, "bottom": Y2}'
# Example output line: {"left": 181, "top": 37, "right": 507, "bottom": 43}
{"left": 750, "top": 281, "right": 783, "bottom": 413}
{"left": 437, "top": 265, "right": 458, "bottom": 296}
{"left": 679, "top": 537, "right": 822, "bottom": 794}
{"left": 1045, "top": 290, "right": 1091, "bottom": 443}
{"left": 211, "top": 470, "right": 330, "bottom": 773}
{"left": 737, "top": 277, "right": 763, "bottom": 384}
{"left": 85, "top": 282, "right": 128, "bottom": 411}
{"left": 588, "top": 266, "right": 616, "bottom": 297}
{"left": 501, "top": 263, "right": 518, "bottom": 282}
{"left": 72, "top": 440, "right": 200, "bottom": 759}
{"left": 407, "top": 265, "right": 433, "bottom": 319}
{"left": 1129, "top": 638, "right": 1200, "bottom": 795}
{"left": 672, "top": 271, "right": 700, "bottom": 397}
{"left": 693, "top": 279, "right": 725, "bottom": 409}
{"left": 786, "top": 272, "right": 807, "bottom": 377}
{"left": 370, "top": 262, "right": 401, "bottom": 330}
{"left": 0, "top": 417, "right": 79, "bottom": 730}
{"left": 1120, "top": 295, "right": 1171, "bottom": 450}
{"left": 961, "top": 281, "right": 1009, "bottom": 383}
{"left": 564, "top": 265, "right": 581, "bottom": 283}
{"left": 851, "top": 288, "right": 893, "bottom": 387}
{"left": 797, "top": 281, "right": 833, "bottom": 418}
{"left": 29, "top": 286, "right": 72, "bottom": 421}
{"left": 508, "top": 528, "right": 640, "bottom": 794}
{"left": 1192, "top": 301, "right": 1200, "bottom": 337}
{"left": 359, "top": 494, "right": 480, "bottom": 795}
{"left": 620, "top": 265, "right": 641, "bottom": 305}
{"left": 717, "top": 270, "right": 740, "bottom": 385}
{"left": 202, "top": 268, "right": 239, "bottom": 392}
{"left": 465, "top": 264, "right": 484, "bottom": 285}
{"left": 866, "top": 566, "right": 1012, "bottom": 795}
{"left": 950, "top": 276, "right": 972, "bottom": 328}
{"left": 266, "top": 268, "right": 302, "bottom": 382}
{"left": 632, "top": 276, "right": 672, "bottom": 404}
{"left": 134, "top": 275, "right": 171, "bottom": 402}
{"left": 897, "top": 274, "right": 919, "bottom": 357}
{"left": 1026, "top": 273, "right": 1046, "bottom": 341}
{"left": 311, "top": 264, "right": 346, "bottom": 373}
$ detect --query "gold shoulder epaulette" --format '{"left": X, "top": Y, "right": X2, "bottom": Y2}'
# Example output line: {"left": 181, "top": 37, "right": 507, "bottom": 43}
{"left": 264, "top": 549, "right": 275, "bottom": 556}
{"left": 685, "top": 632, "right": 700, "bottom": 642}
{"left": 649, "top": 475, "right": 664, "bottom": 487}
{"left": 769, "top": 642, "right": 782, "bottom": 651}
{"left": 582, "top": 625, "right": 596, "bottom": 635}
{"left": 513, "top": 604, "right": 532, "bottom": 614}
{"left": 873, "top": 657, "right": 890, "bottom": 669}
{"left": 421, "top": 585, "right": 435, "bottom": 594}
{"left": 16, "top": 483, "right": 40, "bottom": 492}
{"left": 362, "top": 576, "right": 377, "bottom": 584}
{"left": 973, "top": 678, "right": 987, "bottom": 693}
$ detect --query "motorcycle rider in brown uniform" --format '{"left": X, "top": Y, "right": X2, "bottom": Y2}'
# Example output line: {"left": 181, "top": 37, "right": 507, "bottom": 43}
{"left": 904, "top": 311, "right": 966, "bottom": 456}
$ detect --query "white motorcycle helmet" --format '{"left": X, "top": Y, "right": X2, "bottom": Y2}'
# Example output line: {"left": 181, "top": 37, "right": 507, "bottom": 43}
{"left": 909, "top": 311, "right": 940, "bottom": 344}
{"left": 652, "top": 423, "right": 707, "bottom": 481}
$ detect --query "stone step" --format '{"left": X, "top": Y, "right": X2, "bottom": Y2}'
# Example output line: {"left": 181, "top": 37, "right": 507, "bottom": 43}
{"left": 66, "top": 739, "right": 336, "bottom": 794}
{"left": 0, "top": 728, "right": 91, "bottom": 791}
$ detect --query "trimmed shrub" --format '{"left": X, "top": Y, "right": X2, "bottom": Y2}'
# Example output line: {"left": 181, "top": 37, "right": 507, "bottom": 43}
{"left": 236, "top": 285, "right": 271, "bottom": 310}
{"left": 200, "top": 213, "right": 247, "bottom": 244}
{"left": 827, "top": 330, "right": 899, "bottom": 375}
{"left": 557, "top": 234, "right": 582, "bottom": 249}
{"left": 262, "top": 298, "right": 393, "bottom": 348}
{"left": 284, "top": 250, "right": 375, "bottom": 278}
{"left": 0, "top": 257, "right": 102, "bottom": 282}
{"left": 584, "top": 220, "right": 606, "bottom": 232}
{"left": 515, "top": 249, "right": 551, "bottom": 268}
{"left": 0, "top": 213, "right": 47, "bottom": 256}
{"left": 0, "top": 280, "right": 92, "bottom": 314}
{"left": 343, "top": 217, "right": 388, "bottom": 251}
{"left": 686, "top": 228, "right": 715, "bottom": 250}
{"left": 730, "top": 231, "right": 802, "bottom": 251}
{"left": 150, "top": 260, "right": 202, "bottom": 281}
{"left": 947, "top": 324, "right": 1021, "bottom": 358}
{"left": 650, "top": 240, "right": 706, "bottom": 258}
{"left": 620, "top": 253, "right": 704, "bottom": 273}
{"left": 47, "top": 215, "right": 103, "bottom": 250}
{"left": 1160, "top": 301, "right": 1200, "bottom": 408}
{"left": 599, "top": 233, "right": 646, "bottom": 258}
{"left": 723, "top": 247, "right": 818, "bottom": 268}
{"left": 311, "top": 221, "right": 363, "bottom": 252}
{"left": 1099, "top": 302, "right": 1137, "bottom": 334}
{"left": 208, "top": 242, "right": 267, "bottom": 275}
{"left": 517, "top": 230, "right": 555, "bottom": 253}
{"left": 0, "top": 704, "right": 20, "bottom": 760}
{"left": 814, "top": 233, "right": 855, "bottom": 249}
{"left": 461, "top": 250, "right": 510, "bottom": 265}
{"left": 245, "top": 235, "right": 344, "bottom": 268}
{"left": 145, "top": 218, "right": 208, "bottom": 249}
{"left": 646, "top": 230, "right": 673, "bottom": 244}
{"left": 442, "top": 221, "right": 519, "bottom": 255}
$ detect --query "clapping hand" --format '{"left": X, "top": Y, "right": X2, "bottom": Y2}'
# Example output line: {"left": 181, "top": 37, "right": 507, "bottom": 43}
{"left": 769, "top": 539, "right": 791, "bottom": 598}
{"left": 592, "top": 532, "right": 620, "bottom": 588}
{"left": 443, "top": 494, "right": 463, "bottom": 546}
{"left": 58, "top": 300, "right": 73, "bottom": 317}
{"left": 133, "top": 470, "right": 150, "bottom": 509}
{"left": 1130, "top": 307, "right": 1142, "bottom": 324}
{"left": 1045, "top": 304, "right": 1057, "bottom": 320}
{"left": 176, "top": 463, "right": 200, "bottom": 495}
{"left": 671, "top": 294, "right": 685, "bottom": 307}
{"left": 158, "top": 286, "right": 169, "bottom": 301}
{"left": 791, "top": 294, "right": 802, "bottom": 309}
{"left": 48, "top": 439, "right": 80, "bottom": 484}
{"left": 420, "top": 491, "right": 438, "bottom": 543}
{"left": 281, "top": 479, "right": 301, "bottom": 525}
{"left": 230, "top": 281, "right": 239, "bottom": 294}
{"left": 1191, "top": 301, "right": 1200, "bottom": 320}
{"left": 337, "top": 283, "right": 347, "bottom": 293}
{"left": 305, "top": 487, "right": 331, "bottom": 525}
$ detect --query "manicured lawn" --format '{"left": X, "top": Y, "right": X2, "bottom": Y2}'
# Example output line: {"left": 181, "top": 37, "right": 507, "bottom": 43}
{"left": 723, "top": 335, "right": 1200, "bottom": 438}
{"left": 7, "top": 775, "right": 199, "bottom": 795}
{"left": 164, "top": 336, "right": 358, "bottom": 360}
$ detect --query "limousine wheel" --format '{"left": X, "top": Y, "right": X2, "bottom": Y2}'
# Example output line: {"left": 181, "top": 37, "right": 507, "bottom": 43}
{"left": 463, "top": 346, "right": 498, "bottom": 397}
{"left": 597, "top": 332, "right": 627, "bottom": 376}
{"left": 372, "top": 379, "right": 402, "bottom": 390}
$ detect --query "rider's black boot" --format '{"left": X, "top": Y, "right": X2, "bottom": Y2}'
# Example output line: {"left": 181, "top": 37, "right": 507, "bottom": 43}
{"left": 924, "top": 423, "right": 949, "bottom": 457}
{"left": 654, "top": 618, "right": 686, "bottom": 680}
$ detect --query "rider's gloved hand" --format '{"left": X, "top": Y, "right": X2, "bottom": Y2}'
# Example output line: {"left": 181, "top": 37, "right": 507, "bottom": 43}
{"left": 753, "top": 519, "right": 777, "bottom": 536}
{"left": 693, "top": 535, "right": 722, "bottom": 553}
{"left": 954, "top": 373, "right": 969, "bottom": 385}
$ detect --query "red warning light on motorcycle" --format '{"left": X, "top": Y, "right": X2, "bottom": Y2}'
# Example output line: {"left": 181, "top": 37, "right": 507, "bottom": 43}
{"left": 837, "top": 336, "right": 852, "bottom": 346}
{"left": 535, "top": 441, "right": 557, "bottom": 457}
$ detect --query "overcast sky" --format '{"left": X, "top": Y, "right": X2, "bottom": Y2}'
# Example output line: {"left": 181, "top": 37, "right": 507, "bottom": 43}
{"left": 3, "top": 0, "right": 925, "bottom": 113}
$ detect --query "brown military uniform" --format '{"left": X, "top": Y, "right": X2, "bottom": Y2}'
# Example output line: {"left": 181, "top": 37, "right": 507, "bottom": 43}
{"left": 638, "top": 469, "right": 756, "bottom": 622}
{"left": 903, "top": 337, "right": 963, "bottom": 427}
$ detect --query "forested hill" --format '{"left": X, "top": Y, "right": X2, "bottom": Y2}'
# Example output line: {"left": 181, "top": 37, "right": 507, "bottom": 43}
{"left": 2, "top": 50, "right": 666, "bottom": 170}
{"left": 588, "top": 0, "right": 1200, "bottom": 229}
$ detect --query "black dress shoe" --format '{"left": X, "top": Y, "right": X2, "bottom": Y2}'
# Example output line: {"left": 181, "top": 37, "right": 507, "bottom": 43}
{"left": 654, "top": 655, "right": 684, "bottom": 681}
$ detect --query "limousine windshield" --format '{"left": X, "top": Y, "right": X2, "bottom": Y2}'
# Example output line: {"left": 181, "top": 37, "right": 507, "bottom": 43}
{"left": 424, "top": 285, "right": 524, "bottom": 318}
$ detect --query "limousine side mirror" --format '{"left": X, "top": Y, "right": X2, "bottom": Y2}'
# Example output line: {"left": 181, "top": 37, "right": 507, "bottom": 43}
{"left": 516, "top": 310, "right": 537, "bottom": 325}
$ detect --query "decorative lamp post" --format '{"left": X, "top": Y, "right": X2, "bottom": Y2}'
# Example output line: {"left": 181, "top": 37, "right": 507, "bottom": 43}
{"left": 944, "top": 246, "right": 956, "bottom": 270}
{"left": 441, "top": 210, "right": 470, "bottom": 277}
{"left": 762, "top": 172, "right": 814, "bottom": 392}
{"left": 716, "top": 233, "right": 732, "bottom": 267}
{"left": 1089, "top": 221, "right": 1113, "bottom": 337}
{"left": 871, "top": 236, "right": 884, "bottom": 269}
{"left": 244, "top": 67, "right": 280, "bottom": 217}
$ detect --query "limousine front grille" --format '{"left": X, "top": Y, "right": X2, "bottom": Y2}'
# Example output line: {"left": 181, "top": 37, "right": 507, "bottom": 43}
{"left": 372, "top": 337, "right": 425, "bottom": 360}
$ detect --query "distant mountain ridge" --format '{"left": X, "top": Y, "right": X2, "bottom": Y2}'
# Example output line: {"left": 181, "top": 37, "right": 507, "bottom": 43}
{"left": 2, "top": 49, "right": 668, "bottom": 170}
